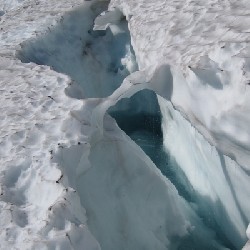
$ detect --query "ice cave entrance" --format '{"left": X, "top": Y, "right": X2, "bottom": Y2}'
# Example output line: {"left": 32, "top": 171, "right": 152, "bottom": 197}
{"left": 109, "top": 90, "right": 193, "bottom": 202}
{"left": 109, "top": 90, "right": 236, "bottom": 250}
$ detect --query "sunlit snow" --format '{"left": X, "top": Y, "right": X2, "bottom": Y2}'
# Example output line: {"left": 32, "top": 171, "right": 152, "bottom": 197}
{"left": 0, "top": 0, "right": 249, "bottom": 249}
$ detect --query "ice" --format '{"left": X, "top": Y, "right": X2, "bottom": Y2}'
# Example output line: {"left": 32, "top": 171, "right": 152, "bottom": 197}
{"left": 247, "top": 225, "right": 250, "bottom": 240}
{"left": 1, "top": 0, "right": 250, "bottom": 249}
{"left": 159, "top": 97, "right": 249, "bottom": 249}
{"left": 17, "top": 3, "right": 136, "bottom": 99}
{"left": 94, "top": 8, "right": 124, "bottom": 30}
{"left": 243, "top": 225, "right": 250, "bottom": 249}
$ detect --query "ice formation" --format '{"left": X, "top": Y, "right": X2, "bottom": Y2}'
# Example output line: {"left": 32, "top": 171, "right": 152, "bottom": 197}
{"left": 0, "top": 0, "right": 249, "bottom": 249}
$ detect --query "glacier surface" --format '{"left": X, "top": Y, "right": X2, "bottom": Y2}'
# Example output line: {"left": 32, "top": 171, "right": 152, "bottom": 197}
{"left": 0, "top": 0, "right": 249, "bottom": 249}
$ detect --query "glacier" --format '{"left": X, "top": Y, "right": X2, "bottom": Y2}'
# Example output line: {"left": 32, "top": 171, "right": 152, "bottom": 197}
{"left": 0, "top": 0, "right": 250, "bottom": 249}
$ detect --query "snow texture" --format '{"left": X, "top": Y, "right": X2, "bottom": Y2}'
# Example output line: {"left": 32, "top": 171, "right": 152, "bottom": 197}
{"left": 0, "top": 0, "right": 250, "bottom": 249}
{"left": 243, "top": 224, "right": 250, "bottom": 249}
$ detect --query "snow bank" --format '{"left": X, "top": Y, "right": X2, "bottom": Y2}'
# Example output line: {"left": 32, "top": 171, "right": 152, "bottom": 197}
{"left": 0, "top": 1, "right": 102, "bottom": 249}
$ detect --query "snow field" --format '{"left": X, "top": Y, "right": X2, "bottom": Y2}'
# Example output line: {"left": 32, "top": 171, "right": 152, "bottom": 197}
{"left": 0, "top": 0, "right": 249, "bottom": 249}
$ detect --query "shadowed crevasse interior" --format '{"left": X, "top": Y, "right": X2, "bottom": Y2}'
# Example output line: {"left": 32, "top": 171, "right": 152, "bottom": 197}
{"left": 109, "top": 90, "right": 236, "bottom": 250}
{"left": 17, "top": 1, "right": 137, "bottom": 99}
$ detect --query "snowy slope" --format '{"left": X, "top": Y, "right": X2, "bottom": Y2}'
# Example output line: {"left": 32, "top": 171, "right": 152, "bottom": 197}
{"left": 0, "top": 1, "right": 101, "bottom": 249}
{"left": 0, "top": 0, "right": 250, "bottom": 249}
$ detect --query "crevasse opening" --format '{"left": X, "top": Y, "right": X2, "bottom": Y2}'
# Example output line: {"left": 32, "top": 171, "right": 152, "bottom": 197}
{"left": 109, "top": 90, "right": 194, "bottom": 203}
{"left": 17, "top": 2, "right": 137, "bottom": 99}
{"left": 15, "top": 2, "right": 248, "bottom": 249}
{"left": 109, "top": 90, "right": 237, "bottom": 249}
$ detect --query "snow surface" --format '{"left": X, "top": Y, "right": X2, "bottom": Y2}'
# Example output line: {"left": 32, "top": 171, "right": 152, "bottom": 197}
{"left": 0, "top": 0, "right": 250, "bottom": 249}
{"left": 243, "top": 224, "right": 250, "bottom": 250}
{"left": 0, "top": 1, "right": 101, "bottom": 249}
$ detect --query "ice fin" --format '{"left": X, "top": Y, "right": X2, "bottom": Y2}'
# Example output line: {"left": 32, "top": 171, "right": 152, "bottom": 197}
{"left": 94, "top": 8, "right": 123, "bottom": 30}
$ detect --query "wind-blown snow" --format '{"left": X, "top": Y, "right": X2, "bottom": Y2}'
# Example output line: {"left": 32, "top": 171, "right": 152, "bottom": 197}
{"left": 0, "top": 0, "right": 250, "bottom": 249}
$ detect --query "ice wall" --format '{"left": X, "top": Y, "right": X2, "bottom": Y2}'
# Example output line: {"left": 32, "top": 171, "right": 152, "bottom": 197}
{"left": 159, "top": 96, "right": 250, "bottom": 249}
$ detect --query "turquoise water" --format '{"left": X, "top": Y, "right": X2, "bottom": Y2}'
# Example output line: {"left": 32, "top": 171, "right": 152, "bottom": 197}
{"left": 110, "top": 90, "right": 235, "bottom": 250}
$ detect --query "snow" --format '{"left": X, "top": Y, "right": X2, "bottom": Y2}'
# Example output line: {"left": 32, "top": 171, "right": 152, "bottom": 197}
{"left": 0, "top": 0, "right": 250, "bottom": 249}
{"left": 243, "top": 225, "right": 250, "bottom": 250}
{"left": 17, "top": 6, "right": 138, "bottom": 99}
{"left": 109, "top": 0, "right": 250, "bottom": 169}
{"left": 159, "top": 98, "right": 249, "bottom": 248}
{"left": 0, "top": 1, "right": 101, "bottom": 249}
{"left": 0, "top": 0, "right": 25, "bottom": 12}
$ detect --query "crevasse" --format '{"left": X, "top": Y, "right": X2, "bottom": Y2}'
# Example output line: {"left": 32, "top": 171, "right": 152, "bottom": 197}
{"left": 15, "top": 1, "right": 250, "bottom": 249}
